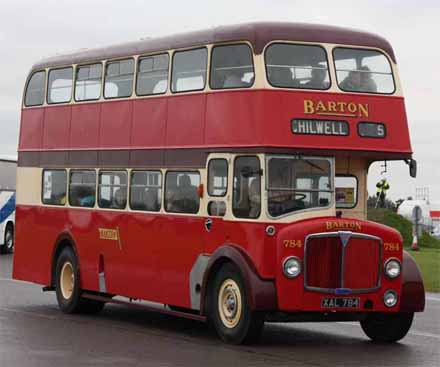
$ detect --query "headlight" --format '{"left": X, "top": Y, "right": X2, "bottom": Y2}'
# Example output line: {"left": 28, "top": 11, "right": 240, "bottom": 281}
{"left": 384, "top": 259, "right": 401, "bottom": 279}
{"left": 383, "top": 290, "right": 398, "bottom": 307}
{"left": 282, "top": 257, "right": 301, "bottom": 278}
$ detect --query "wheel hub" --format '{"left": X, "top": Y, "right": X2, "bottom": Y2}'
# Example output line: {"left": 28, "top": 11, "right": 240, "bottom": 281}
{"left": 218, "top": 279, "right": 242, "bottom": 328}
{"left": 6, "top": 232, "right": 13, "bottom": 250}
{"left": 60, "top": 262, "right": 74, "bottom": 300}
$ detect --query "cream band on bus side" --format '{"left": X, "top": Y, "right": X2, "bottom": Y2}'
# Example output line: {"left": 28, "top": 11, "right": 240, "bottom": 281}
{"left": 15, "top": 155, "right": 367, "bottom": 224}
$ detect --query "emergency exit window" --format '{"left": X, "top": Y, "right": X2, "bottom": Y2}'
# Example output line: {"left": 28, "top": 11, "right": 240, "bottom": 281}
{"left": 335, "top": 175, "right": 358, "bottom": 208}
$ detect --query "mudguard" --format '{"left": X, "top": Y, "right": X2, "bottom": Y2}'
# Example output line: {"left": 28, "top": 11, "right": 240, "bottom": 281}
{"left": 400, "top": 250, "right": 425, "bottom": 312}
{"left": 200, "top": 245, "right": 277, "bottom": 314}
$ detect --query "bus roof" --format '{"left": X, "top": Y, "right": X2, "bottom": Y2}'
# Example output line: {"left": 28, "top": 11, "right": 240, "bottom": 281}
{"left": 31, "top": 22, "right": 395, "bottom": 70}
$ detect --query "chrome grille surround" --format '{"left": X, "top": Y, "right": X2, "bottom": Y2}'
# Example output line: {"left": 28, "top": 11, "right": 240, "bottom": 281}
{"left": 303, "top": 231, "right": 383, "bottom": 294}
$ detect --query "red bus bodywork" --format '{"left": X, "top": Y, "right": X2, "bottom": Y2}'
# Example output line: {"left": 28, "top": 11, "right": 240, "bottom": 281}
{"left": 13, "top": 22, "right": 424, "bottom": 322}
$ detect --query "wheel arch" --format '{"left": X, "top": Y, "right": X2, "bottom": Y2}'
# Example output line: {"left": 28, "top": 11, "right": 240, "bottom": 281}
{"left": 400, "top": 250, "right": 425, "bottom": 312}
{"left": 51, "top": 232, "right": 79, "bottom": 288}
{"left": 200, "top": 245, "right": 277, "bottom": 315}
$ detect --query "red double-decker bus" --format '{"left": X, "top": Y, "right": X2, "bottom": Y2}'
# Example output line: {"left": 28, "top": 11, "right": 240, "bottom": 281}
{"left": 14, "top": 22, "right": 424, "bottom": 344}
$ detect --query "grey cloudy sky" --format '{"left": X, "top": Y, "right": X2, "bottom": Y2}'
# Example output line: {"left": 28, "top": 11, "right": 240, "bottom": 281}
{"left": 0, "top": 0, "right": 439, "bottom": 201}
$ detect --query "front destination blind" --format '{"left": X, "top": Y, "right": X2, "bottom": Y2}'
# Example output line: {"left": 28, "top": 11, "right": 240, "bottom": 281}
{"left": 292, "top": 119, "right": 349, "bottom": 136}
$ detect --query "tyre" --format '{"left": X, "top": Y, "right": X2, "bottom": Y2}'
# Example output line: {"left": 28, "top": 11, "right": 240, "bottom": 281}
{"left": 0, "top": 224, "right": 14, "bottom": 254}
{"left": 360, "top": 312, "right": 414, "bottom": 343}
{"left": 55, "top": 246, "right": 105, "bottom": 314}
{"left": 208, "top": 262, "right": 264, "bottom": 344}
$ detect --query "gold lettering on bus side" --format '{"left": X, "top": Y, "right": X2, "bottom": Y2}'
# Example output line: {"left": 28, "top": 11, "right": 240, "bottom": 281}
{"left": 315, "top": 100, "right": 327, "bottom": 113}
{"left": 337, "top": 102, "right": 347, "bottom": 112}
{"left": 283, "top": 239, "right": 303, "bottom": 248}
{"left": 384, "top": 242, "right": 400, "bottom": 251}
{"left": 358, "top": 103, "right": 369, "bottom": 118}
{"left": 304, "top": 100, "right": 315, "bottom": 114}
{"left": 347, "top": 103, "right": 357, "bottom": 113}
{"left": 98, "top": 228, "right": 119, "bottom": 241}
{"left": 325, "top": 221, "right": 362, "bottom": 231}
{"left": 303, "top": 100, "right": 370, "bottom": 118}
{"left": 327, "top": 101, "right": 337, "bottom": 112}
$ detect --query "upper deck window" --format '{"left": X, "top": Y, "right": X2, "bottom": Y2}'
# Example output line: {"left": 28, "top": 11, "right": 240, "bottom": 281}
{"left": 75, "top": 63, "right": 103, "bottom": 101}
{"left": 25, "top": 71, "right": 46, "bottom": 107}
{"left": 265, "top": 44, "right": 330, "bottom": 90}
{"left": 333, "top": 48, "right": 395, "bottom": 94}
{"left": 48, "top": 67, "right": 73, "bottom": 104}
{"left": 136, "top": 53, "right": 169, "bottom": 96}
{"left": 210, "top": 44, "right": 254, "bottom": 89}
{"left": 104, "top": 59, "right": 134, "bottom": 99}
{"left": 171, "top": 48, "right": 207, "bottom": 93}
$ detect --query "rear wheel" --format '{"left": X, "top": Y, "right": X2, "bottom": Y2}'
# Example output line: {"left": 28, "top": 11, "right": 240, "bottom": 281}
{"left": 360, "top": 312, "right": 414, "bottom": 343}
{"left": 55, "top": 247, "right": 105, "bottom": 314}
{"left": 1, "top": 224, "right": 14, "bottom": 254}
{"left": 208, "top": 263, "right": 264, "bottom": 344}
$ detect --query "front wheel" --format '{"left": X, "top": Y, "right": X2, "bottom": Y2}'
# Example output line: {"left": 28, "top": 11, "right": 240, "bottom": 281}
{"left": 209, "top": 263, "right": 264, "bottom": 344}
{"left": 360, "top": 312, "right": 414, "bottom": 343}
{"left": 55, "top": 247, "right": 105, "bottom": 314}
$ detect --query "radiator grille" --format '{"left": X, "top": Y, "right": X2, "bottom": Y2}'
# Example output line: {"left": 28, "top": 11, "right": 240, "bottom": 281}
{"left": 304, "top": 232, "right": 381, "bottom": 293}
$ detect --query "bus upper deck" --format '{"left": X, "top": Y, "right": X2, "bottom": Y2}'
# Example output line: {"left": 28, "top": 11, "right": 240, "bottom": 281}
{"left": 19, "top": 22, "right": 412, "bottom": 168}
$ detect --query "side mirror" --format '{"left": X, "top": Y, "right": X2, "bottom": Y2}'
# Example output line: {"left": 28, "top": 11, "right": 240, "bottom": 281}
{"left": 409, "top": 159, "right": 417, "bottom": 178}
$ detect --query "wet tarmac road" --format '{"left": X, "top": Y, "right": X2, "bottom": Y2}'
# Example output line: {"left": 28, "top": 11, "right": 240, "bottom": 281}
{"left": 0, "top": 254, "right": 439, "bottom": 367}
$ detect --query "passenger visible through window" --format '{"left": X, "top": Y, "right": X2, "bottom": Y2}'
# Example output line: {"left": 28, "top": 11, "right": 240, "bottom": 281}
{"left": 137, "top": 54, "right": 169, "bottom": 95}
{"left": 171, "top": 48, "right": 207, "bottom": 92}
{"left": 75, "top": 63, "right": 103, "bottom": 101}
{"left": 104, "top": 59, "right": 134, "bottom": 98}
{"left": 98, "top": 171, "right": 128, "bottom": 209}
{"left": 233, "top": 156, "right": 261, "bottom": 219}
{"left": 42, "top": 170, "right": 67, "bottom": 205}
{"left": 334, "top": 48, "right": 394, "bottom": 94}
{"left": 69, "top": 170, "right": 96, "bottom": 207}
{"left": 265, "top": 44, "right": 330, "bottom": 90}
{"left": 210, "top": 44, "right": 254, "bottom": 89}
{"left": 25, "top": 71, "right": 46, "bottom": 106}
{"left": 267, "top": 157, "right": 332, "bottom": 217}
{"left": 130, "top": 171, "right": 162, "bottom": 211}
{"left": 165, "top": 171, "right": 200, "bottom": 213}
{"left": 48, "top": 67, "right": 73, "bottom": 104}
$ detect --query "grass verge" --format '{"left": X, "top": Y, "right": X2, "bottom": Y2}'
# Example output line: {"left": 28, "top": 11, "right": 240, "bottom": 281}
{"left": 406, "top": 248, "right": 440, "bottom": 292}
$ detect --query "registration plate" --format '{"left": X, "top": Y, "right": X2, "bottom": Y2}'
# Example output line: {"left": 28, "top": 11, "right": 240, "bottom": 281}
{"left": 321, "top": 297, "right": 360, "bottom": 309}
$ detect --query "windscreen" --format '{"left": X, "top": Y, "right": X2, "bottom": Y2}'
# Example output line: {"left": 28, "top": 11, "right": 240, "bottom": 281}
{"left": 267, "top": 157, "right": 332, "bottom": 217}
{"left": 333, "top": 48, "right": 395, "bottom": 94}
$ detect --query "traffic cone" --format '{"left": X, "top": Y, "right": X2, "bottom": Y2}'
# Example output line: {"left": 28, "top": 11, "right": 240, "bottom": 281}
{"left": 411, "top": 235, "right": 419, "bottom": 251}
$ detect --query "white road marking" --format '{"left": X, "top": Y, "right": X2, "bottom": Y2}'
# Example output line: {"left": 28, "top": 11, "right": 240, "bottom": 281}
{"left": 426, "top": 296, "right": 440, "bottom": 302}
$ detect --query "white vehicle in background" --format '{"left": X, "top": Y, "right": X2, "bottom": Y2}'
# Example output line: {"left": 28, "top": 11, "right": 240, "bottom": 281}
{"left": 0, "top": 155, "right": 16, "bottom": 254}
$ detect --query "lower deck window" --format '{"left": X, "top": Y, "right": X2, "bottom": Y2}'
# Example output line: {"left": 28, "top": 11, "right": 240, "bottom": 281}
{"left": 42, "top": 170, "right": 67, "bottom": 205}
{"left": 69, "top": 170, "right": 96, "bottom": 207}
{"left": 233, "top": 156, "right": 261, "bottom": 219}
{"left": 165, "top": 171, "right": 200, "bottom": 214}
{"left": 335, "top": 175, "right": 358, "bottom": 208}
{"left": 130, "top": 171, "right": 162, "bottom": 211}
{"left": 98, "top": 171, "right": 128, "bottom": 209}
